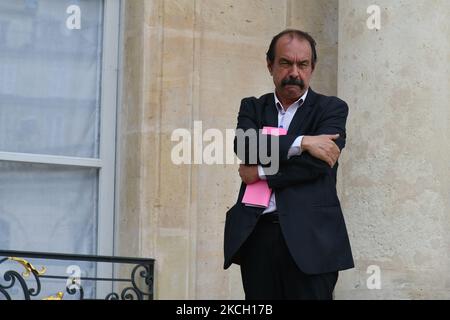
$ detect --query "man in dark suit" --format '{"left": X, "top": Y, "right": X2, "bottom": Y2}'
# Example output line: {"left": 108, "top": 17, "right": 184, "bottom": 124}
{"left": 224, "top": 29, "right": 354, "bottom": 300}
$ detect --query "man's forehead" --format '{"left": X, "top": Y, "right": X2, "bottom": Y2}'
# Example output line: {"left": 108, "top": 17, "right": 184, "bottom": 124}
{"left": 275, "top": 35, "right": 312, "bottom": 59}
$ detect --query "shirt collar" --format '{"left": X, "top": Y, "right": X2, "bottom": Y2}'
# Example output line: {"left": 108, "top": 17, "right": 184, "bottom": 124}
{"left": 274, "top": 89, "right": 309, "bottom": 113}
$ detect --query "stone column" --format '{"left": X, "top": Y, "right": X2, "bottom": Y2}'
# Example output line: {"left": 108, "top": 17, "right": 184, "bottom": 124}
{"left": 192, "top": 0, "right": 287, "bottom": 299}
{"left": 337, "top": 0, "right": 450, "bottom": 299}
{"left": 287, "top": 0, "right": 339, "bottom": 96}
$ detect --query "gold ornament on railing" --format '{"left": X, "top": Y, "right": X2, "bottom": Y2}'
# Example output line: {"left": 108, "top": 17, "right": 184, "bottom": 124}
{"left": 42, "top": 292, "right": 64, "bottom": 300}
{"left": 8, "top": 257, "right": 47, "bottom": 277}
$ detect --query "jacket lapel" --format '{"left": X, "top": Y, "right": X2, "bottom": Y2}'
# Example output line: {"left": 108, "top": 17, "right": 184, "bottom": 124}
{"left": 287, "top": 88, "right": 317, "bottom": 135}
{"left": 263, "top": 94, "right": 279, "bottom": 128}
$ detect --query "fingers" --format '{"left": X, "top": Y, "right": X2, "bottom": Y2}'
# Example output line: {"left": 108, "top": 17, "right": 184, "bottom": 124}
{"left": 323, "top": 141, "right": 339, "bottom": 156}
{"left": 314, "top": 149, "right": 334, "bottom": 167}
{"left": 326, "top": 139, "right": 340, "bottom": 166}
{"left": 330, "top": 147, "right": 340, "bottom": 167}
{"left": 325, "top": 156, "right": 333, "bottom": 167}
{"left": 326, "top": 155, "right": 336, "bottom": 167}
{"left": 321, "top": 134, "right": 339, "bottom": 139}
{"left": 330, "top": 134, "right": 340, "bottom": 140}
{"left": 238, "top": 164, "right": 246, "bottom": 179}
{"left": 239, "top": 165, "right": 258, "bottom": 184}
{"left": 327, "top": 155, "right": 335, "bottom": 167}
{"left": 305, "top": 135, "right": 341, "bottom": 167}
{"left": 321, "top": 142, "right": 340, "bottom": 167}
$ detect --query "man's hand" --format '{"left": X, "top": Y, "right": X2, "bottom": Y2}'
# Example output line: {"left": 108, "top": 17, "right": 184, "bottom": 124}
{"left": 301, "top": 134, "right": 341, "bottom": 167}
{"left": 239, "top": 165, "right": 259, "bottom": 185}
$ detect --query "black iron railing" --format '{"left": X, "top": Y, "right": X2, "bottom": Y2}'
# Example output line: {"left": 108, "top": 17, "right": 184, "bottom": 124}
{"left": 0, "top": 249, "right": 154, "bottom": 300}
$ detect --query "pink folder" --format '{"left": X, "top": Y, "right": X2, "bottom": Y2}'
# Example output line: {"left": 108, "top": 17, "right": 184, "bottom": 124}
{"left": 262, "top": 127, "right": 287, "bottom": 136}
{"left": 242, "top": 126, "right": 287, "bottom": 208}
{"left": 242, "top": 180, "right": 272, "bottom": 208}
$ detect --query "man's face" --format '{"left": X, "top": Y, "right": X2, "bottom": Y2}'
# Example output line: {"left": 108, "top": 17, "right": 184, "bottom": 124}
{"left": 267, "top": 35, "right": 315, "bottom": 106}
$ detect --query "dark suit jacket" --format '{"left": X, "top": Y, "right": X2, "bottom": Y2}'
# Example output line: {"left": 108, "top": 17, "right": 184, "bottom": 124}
{"left": 223, "top": 88, "right": 354, "bottom": 275}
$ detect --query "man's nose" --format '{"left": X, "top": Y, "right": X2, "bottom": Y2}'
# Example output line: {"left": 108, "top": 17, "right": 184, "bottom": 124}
{"left": 288, "top": 64, "right": 300, "bottom": 78}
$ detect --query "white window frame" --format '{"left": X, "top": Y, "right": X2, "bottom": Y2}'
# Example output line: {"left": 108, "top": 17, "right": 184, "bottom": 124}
{"left": 0, "top": 0, "right": 120, "bottom": 258}
{"left": 98, "top": 0, "right": 120, "bottom": 258}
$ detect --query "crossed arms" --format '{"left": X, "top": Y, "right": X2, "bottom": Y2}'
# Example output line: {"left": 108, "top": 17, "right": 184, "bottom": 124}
{"left": 234, "top": 97, "right": 349, "bottom": 189}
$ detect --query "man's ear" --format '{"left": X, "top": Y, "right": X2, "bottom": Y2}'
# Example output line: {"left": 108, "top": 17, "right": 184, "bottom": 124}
{"left": 267, "top": 59, "right": 273, "bottom": 75}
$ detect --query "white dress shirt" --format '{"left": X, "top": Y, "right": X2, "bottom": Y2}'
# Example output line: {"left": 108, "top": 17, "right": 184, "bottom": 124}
{"left": 257, "top": 89, "right": 308, "bottom": 214}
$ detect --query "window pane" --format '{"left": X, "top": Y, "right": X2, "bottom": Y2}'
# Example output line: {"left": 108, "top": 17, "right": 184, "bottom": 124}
{"left": 0, "top": 0, "right": 103, "bottom": 158}
{"left": 0, "top": 161, "right": 98, "bottom": 254}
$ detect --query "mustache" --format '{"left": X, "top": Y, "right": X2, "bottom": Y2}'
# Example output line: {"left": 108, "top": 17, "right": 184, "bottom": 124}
{"left": 281, "top": 77, "right": 305, "bottom": 90}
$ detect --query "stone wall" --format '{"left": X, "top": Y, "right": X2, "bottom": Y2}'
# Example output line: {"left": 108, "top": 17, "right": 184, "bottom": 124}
{"left": 336, "top": 0, "right": 450, "bottom": 299}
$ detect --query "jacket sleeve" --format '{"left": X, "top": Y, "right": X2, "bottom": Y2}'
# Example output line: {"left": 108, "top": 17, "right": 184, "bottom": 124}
{"left": 265, "top": 99, "right": 349, "bottom": 189}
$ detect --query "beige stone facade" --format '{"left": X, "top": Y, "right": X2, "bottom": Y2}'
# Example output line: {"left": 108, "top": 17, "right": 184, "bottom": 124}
{"left": 116, "top": 0, "right": 450, "bottom": 299}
